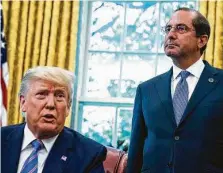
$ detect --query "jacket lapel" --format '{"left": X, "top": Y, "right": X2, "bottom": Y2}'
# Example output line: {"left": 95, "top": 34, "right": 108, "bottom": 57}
{"left": 4, "top": 124, "right": 24, "bottom": 173}
{"left": 43, "top": 128, "right": 75, "bottom": 173}
{"left": 154, "top": 68, "right": 177, "bottom": 126}
{"left": 179, "top": 61, "right": 219, "bottom": 125}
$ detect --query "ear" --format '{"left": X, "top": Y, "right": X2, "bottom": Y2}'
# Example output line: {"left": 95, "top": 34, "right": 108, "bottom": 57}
{"left": 20, "top": 95, "right": 27, "bottom": 113}
{"left": 197, "top": 35, "right": 208, "bottom": 49}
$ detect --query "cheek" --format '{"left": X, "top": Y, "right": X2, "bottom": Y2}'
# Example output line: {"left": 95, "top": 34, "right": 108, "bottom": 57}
{"left": 183, "top": 36, "right": 192, "bottom": 42}
{"left": 27, "top": 99, "right": 45, "bottom": 113}
{"left": 180, "top": 37, "right": 197, "bottom": 47}
{"left": 35, "top": 102, "right": 47, "bottom": 112}
{"left": 56, "top": 104, "right": 69, "bottom": 116}
{"left": 26, "top": 102, "right": 46, "bottom": 123}
{"left": 187, "top": 41, "right": 199, "bottom": 51}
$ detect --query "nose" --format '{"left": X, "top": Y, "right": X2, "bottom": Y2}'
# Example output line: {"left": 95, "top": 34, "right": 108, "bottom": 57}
{"left": 165, "top": 30, "right": 177, "bottom": 44}
{"left": 166, "top": 28, "right": 177, "bottom": 39}
{"left": 45, "top": 94, "right": 55, "bottom": 110}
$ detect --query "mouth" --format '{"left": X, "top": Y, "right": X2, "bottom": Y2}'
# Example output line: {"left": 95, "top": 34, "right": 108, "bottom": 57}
{"left": 165, "top": 43, "right": 178, "bottom": 48}
{"left": 42, "top": 114, "right": 56, "bottom": 123}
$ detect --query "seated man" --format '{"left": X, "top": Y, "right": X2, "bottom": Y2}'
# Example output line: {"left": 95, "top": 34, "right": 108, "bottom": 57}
{"left": 1, "top": 66, "right": 106, "bottom": 173}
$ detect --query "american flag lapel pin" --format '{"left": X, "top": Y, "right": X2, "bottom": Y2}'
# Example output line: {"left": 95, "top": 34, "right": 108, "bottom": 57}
{"left": 61, "top": 155, "right": 67, "bottom": 161}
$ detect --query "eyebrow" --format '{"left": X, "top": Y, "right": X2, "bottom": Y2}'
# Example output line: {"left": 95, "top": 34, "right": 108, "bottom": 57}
{"left": 169, "top": 22, "right": 193, "bottom": 27}
{"left": 166, "top": 23, "right": 186, "bottom": 26}
{"left": 36, "top": 87, "right": 66, "bottom": 92}
{"left": 36, "top": 88, "right": 49, "bottom": 92}
{"left": 54, "top": 89, "right": 66, "bottom": 94}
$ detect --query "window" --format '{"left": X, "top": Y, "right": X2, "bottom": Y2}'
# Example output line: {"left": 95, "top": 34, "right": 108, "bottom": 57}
{"left": 74, "top": 1, "right": 197, "bottom": 151}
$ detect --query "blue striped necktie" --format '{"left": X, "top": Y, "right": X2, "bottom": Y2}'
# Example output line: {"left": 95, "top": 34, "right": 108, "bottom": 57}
{"left": 172, "top": 71, "right": 190, "bottom": 125}
{"left": 20, "top": 139, "right": 43, "bottom": 173}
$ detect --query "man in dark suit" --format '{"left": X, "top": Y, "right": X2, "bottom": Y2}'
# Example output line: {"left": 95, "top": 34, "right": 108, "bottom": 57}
{"left": 1, "top": 66, "right": 107, "bottom": 173}
{"left": 127, "top": 7, "right": 223, "bottom": 173}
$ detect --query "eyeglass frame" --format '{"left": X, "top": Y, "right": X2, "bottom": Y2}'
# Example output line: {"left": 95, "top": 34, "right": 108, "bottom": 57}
{"left": 161, "top": 24, "right": 196, "bottom": 34}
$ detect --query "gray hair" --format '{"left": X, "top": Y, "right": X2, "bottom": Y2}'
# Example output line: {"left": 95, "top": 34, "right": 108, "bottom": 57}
{"left": 19, "top": 66, "right": 75, "bottom": 104}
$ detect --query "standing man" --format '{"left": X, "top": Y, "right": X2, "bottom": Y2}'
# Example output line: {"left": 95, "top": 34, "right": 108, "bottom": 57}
{"left": 1, "top": 66, "right": 107, "bottom": 173}
{"left": 127, "top": 7, "right": 223, "bottom": 173}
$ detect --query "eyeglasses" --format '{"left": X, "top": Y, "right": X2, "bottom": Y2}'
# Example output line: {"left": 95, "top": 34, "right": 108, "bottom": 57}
{"left": 162, "top": 24, "right": 195, "bottom": 34}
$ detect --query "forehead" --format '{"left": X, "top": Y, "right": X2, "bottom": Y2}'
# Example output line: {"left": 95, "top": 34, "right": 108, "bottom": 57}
{"left": 28, "top": 79, "right": 67, "bottom": 92}
{"left": 167, "top": 10, "right": 196, "bottom": 26}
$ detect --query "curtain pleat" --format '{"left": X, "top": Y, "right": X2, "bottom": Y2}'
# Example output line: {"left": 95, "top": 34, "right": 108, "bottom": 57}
{"left": 47, "top": 1, "right": 60, "bottom": 66}
{"left": 58, "top": 2, "right": 70, "bottom": 68}
{"left": 68, "top": 1, "right": 79, "bottom": 71}
{"left": 213, "top": 1, "right": 223, "bottom": 68}
{"left": 7, "top": 2, "right": 21, "bottom": 124}
{"left": 15, "top": 2, "right": 29, "bottom": 123}
{"left": 2, "top": 1, "right": 80, "bottom": 126}
{"left": 24, "top": 1, "right": 36, "bottom": 71}
{"left": 39, "top": 1, "right": 52, "bottom": 65}
{"left": 32, "top": 1, "right": 44, "bottom": 67}
{"left": 200, "top": 1, "right": 223, "bottom": 69}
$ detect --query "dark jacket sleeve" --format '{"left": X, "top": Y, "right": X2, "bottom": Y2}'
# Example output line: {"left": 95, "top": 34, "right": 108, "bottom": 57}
{"left": 85, "top": 145, "right": 107, "bottom": 173}
{"left": 127, "top": 85, "right": 146, "bottom": 173}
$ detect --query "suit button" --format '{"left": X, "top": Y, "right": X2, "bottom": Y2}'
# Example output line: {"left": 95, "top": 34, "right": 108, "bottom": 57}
{"left": 174, "top": 136, "right": 180, "bottom": 140}
{"left": 167, "top": 162, "right": 173, "bottom": 168}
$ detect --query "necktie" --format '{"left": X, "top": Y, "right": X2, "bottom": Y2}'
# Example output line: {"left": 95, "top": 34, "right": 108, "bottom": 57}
{"left": 20, "top": 139, "right": 43, "bottom": 173}
{"left": 172, "top": 71, "right": 190, "bottom": 125}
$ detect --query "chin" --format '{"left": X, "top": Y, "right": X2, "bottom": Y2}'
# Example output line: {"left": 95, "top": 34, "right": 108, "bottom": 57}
{"left": 38, "top": 124, "right": 62, "bottom": 138}
{"left": 166, "top": 53, "right": 177, "bottom": 58}
{"left": 165, "top": 47, "right": 178, "bottom": 55}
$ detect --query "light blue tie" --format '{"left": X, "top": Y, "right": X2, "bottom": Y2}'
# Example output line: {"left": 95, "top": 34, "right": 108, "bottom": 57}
{"left": 172, "top": 71, "right": 190, "bottom": 125}
{"left": 20, "top": 139, "right": 43, "bottom": 173}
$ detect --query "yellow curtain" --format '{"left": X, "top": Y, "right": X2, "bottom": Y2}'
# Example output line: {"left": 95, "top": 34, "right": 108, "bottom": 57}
{"left": 2, "top": 1, "right": 80, "bottom": 126}
{"left": 200, "top": 0, "right": 223, "bottom": 69}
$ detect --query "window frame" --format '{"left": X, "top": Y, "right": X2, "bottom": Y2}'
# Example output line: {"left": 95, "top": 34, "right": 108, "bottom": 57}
{"left": 71, "top": 0, "right": 198, "bottom": 147}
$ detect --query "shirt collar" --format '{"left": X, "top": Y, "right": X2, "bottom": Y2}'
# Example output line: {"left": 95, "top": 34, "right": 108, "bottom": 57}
{"left": 172, "top": 58, "right": 205, "bottom": 80}
{"left": 22, "top": 124, "right": 59, "bottom": 152}
{"left": 42, "top": 134, "right": 58, "bottom": 152}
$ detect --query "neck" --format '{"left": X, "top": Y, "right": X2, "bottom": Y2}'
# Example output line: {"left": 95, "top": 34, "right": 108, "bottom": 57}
{"left": 171, "top": 54, "right": 201, "bottom": 70}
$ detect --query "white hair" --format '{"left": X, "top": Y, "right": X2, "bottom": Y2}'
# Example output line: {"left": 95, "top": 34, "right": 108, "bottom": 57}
{"left": 19, "top": 66, "right": 75, "bottom": 104}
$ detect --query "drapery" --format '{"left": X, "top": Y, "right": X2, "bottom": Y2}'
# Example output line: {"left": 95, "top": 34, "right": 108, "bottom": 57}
{"left": 2, "top": 1, "right": 80, "bottom": 126}
{"left": 200, "top": 1, "right": 223, "bottom": 68}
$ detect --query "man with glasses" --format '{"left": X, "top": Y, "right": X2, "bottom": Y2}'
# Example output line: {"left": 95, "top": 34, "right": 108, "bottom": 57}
{"left": 127, "top": 7, "right": 223, "bottom": 173}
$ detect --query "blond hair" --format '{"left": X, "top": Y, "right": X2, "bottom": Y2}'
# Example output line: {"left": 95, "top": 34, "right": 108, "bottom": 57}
{"left": 19, "top": 66, "right": 74, "bottom": 103}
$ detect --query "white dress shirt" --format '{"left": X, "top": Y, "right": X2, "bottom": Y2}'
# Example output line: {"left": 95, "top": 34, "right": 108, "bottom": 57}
{"left": 171, "top": 58, "right": 205, "bottom": 100}
{"left": 17, "top": 124, "right": 58, "bottom": 173}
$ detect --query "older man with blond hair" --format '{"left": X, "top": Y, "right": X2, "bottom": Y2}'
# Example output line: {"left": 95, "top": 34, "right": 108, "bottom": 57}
{"left": 1, "top": 66, "right": 106, "bottom": 173}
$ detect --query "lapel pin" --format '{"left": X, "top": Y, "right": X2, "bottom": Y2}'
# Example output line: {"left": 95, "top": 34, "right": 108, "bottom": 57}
{"left": 208, "top": 78, "right": 214, "bottom": 83}
{"left": 61, "top": 155, "right": 67, "bottom": 161}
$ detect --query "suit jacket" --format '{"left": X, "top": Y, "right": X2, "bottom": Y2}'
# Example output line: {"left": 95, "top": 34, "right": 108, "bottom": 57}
{"left": 127, "top": 61, "right": 223, "bottom": 173}
{"left": 1, "top": 123, "right": 107, "bottom": 173}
